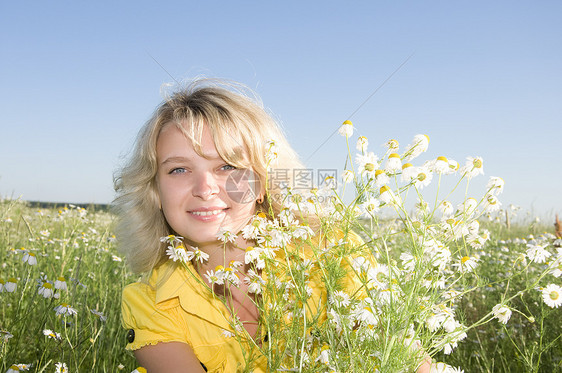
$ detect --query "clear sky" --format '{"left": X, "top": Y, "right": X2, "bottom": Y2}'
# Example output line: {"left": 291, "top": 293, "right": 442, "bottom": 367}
{"left": 1, "top": 1, "right": 560, "bottom": 221}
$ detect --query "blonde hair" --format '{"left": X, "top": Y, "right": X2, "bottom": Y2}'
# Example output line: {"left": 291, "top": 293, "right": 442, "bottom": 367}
{"left": 113, "top": 79, "right": 305, "bottom": 273}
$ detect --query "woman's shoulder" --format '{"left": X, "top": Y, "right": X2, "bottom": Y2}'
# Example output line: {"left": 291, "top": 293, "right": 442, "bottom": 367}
{"left": 122, "top": 261, "right": 184, "bottom": 303}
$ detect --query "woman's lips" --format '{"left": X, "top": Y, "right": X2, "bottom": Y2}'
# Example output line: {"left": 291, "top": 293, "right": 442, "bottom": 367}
{"left": 188, "top": 208, "right": 228, "bottom": 221}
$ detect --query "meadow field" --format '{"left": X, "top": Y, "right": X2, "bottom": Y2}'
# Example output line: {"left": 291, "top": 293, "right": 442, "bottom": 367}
{"left": 1, "top": 133, "right": 561, "bottom": 372}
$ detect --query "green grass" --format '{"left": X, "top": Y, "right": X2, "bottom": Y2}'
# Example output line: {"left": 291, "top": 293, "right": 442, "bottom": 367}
{"left": 1, "top": 198, "right": 560, "bottom": 372}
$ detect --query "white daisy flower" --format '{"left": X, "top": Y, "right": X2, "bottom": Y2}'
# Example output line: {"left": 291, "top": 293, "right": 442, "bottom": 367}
{"left": 338, "top": 120, "right": 354, "bottom": 137}
{"left": 316, "top": 344, "right": 331, "bottom": 365}
{"left": 131, "top": 367, "right": 147, "bottom": 373}
{"left": 244, "top": 246, "right": 265, "bottom": 269}
{"left": 461, "top": 156, "right": 484, "bottom": 178}
{"left": 55, "top": 362, "right": 68, "bottom": 373}
{"left": 54, "top": 277, "right": 67, "bottom": 291}
{"left": 403, "top": 134, "right": 429, "bottom": 161}
{"left": 367, "top": 264, "right": 390, "bottom": 289}
{"left": 355, "top": 304, "right": 379, "bottom": 327}
{"left": 373, "top": 169, "right": 390, "bottom": 187}
{"left": 430, "top": 362, "right": 456, "bottom": 373}
{"left": 217, "top": 229, "right": 237, "bottom": 243}
{"left": 1, "top": 330, "right": 14, "bottom": 342}
{"left": 439, "top": 200, "right": 454, "bottom": 217}
{"left": 330, "top": 290, "right": 351, "bottom": 308}
{"left": 541, "top": 284, "right": 562, "bottom": 308}
{"left": 165, "top": 244, "right": 191, "bottom": 263}
{"left": 486, "top": 176, "right": 505, "bottom": 195}
{"left": 244, "top": 269, "right": 265, "bottom": 294}
{"left": 360, "top": 197, "right": 380, "bottom": 217}
{"left": 22, "top": 251, "right": 37, "bottom": 266}
{"left": 43, "top": 329, "right": 62, "bottom": 340}
{"left": 203, "top": 269, "right": 224, "bottom": 285}
{"left": 356, "top": 136, "right": 368, "bottom": 152}
{"left": 6, "top": 364, "right": 30, "bottom": 373}
{"left": 484, "top": 194, "right": 501, "bottom": 212}
{"left": 356, "top": 152, "right": 379, "bottom": 179}
{"left": 221, "top": 329, "right": 235, "bottom": 338}
{"left": 379, "top": 186, "right": 395, "bottom": 204}
{"left": 38, "top": 283, "right": 55, "bottom": 299}
{"left": 342, "top": 169, "right": 354, "bottom": 184}
{"left": 413, "top": 166, "right": 433, "bottom": 189}
{"left": 54, "top": 303, "right": 77, "bottom": 316}
{"left": 5, "top": 278, "right": 17, "bottom": 292}
{"left": 223, "top": 267, "right": 240, "bottom": 286}
{"left": 90, "top": 309, "right": 107, "bottom": 321}
{"left": 384, "top": 139, "right": 399, "bottom": 151}
{"left": 492, "top": 304, "right": 512, "bottom": 324}
{"left": 111, "top": 255, "right": 123, "bottom": 262}
{"left": 400, "top": 163, "right": 417, "bottom": 182}
{"left": 160, "top": 235, "right": 184, "bottom": 245}
{"left": 433, "top": 156, "right": 450, "bottom": 173}
{"left": 447, "top": 159, "right": 460, "bottom": 174}
{"left": 400, "top": 253, "right": 416, "bottom": 272}
{"left": 385, "top": 153, "right": 402, "bottom": 173}
{"left": 526, "top": 243, "right": 551, "bottom": 264}
{"left": 452, "top": 256, "right": 479, "bottom": 273}
{"left": 191, "top": 247, "right": 210, "bottom": 264}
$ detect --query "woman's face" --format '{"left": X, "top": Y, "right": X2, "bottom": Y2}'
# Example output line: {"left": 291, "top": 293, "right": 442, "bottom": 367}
{"left": 156, "top": 123, "right": 260, "bottom": 248}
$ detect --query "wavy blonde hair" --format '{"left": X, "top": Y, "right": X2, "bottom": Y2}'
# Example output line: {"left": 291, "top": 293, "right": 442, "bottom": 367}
{"left": 113, "top": 79, "right": 305, "bottom": 273}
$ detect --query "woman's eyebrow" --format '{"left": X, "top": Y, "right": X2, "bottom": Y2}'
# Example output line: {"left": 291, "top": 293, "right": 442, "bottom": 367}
{"left": 160, "top": 156, "right": 191, "bottom": 165}
{"left": 160, "top": 154, "right": 222, "bottom": 165}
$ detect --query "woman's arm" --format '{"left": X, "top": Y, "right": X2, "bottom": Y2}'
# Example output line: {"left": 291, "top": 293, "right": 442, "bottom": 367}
{"left": 134, "top": 341, "right": 207, "bottom": 373}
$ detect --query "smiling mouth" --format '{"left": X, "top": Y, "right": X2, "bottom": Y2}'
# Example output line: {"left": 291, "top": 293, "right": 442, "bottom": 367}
{"left": 190, "top": 209, "right": 227, "bottom": 217}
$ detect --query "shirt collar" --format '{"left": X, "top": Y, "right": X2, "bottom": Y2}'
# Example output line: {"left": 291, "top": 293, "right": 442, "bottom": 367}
{"left": 152, "top": 260, "right": 232, "bottom": 330}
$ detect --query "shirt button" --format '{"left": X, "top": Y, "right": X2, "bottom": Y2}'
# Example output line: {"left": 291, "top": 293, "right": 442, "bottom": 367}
{"left": 126, "top": 329, "right": 135, "bottom": 343}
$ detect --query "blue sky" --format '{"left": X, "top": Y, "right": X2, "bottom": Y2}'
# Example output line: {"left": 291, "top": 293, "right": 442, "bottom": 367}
{"left": 1, "top": 1, "right": 560, "bottom": 220}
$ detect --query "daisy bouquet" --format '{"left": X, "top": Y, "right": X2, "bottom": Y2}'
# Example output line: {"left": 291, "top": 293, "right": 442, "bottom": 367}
{"left": 162, "top": 122, "right": 562, "bottom": 372}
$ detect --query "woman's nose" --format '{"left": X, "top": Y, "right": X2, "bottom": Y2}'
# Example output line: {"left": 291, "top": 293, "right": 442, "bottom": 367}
{"left": 192, "top": 172, "right": 220, "bottom": 200}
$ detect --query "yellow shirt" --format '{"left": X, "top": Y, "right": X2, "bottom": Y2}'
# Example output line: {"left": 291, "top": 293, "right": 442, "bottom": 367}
{"left": 121, "top": 231, "right": 368, "bottom": 372}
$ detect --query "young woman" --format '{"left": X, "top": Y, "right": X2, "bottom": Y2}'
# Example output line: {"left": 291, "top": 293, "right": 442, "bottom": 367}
{"left": 115, "top": 79, "right": 431, "bottom": 372}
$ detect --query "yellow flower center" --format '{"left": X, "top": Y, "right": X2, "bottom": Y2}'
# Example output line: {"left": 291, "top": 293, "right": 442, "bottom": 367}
{"left": 550, "top": 291, "right": 559, "bottom": 301}
{"left": 342, "top": 120, "right": 352, "bottom": 126}
{"left": 461, "top": 256, "right": 470, "bottom": 264}
{"left": 365, "top": 163, "right": 375, "bottom": 171}
{"left": 58, "top": 276, "right": 66, "bottom": 282}
{"left": 375, "top": 169, "right": 384, "bottom": 177}
{"left": 388, "top": 153, "right": 400, "bottom": 159}
{"left": 402, "top": 163, "right": 413, "bottom": 170}
{"left": 257, "top": 212, "right": 267, "bottom": 218}
{"left": 437, "top": 156, "right": 448, "bottom": 162}
{"left": 380, "top": 186, "right": 390, "bottom": 194}
{"left": 215, "top": 265, "right": 225, "bottom": 272}
{"left": 43, "top": 283, "right": 53, "bottom": 289}
{"left": 473, "top": 158, "right": 483, "bottom": 168}
{"left": 136, "top": 368, "right": 147, "bottom": 373}
{"left": 417, "top": 173, "right": 427, "bottom": 181}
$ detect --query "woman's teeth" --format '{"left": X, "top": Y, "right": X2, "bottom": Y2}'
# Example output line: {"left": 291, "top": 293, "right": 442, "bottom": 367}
{"left": 191, "top": 210, "right": 223, "bottom": 216}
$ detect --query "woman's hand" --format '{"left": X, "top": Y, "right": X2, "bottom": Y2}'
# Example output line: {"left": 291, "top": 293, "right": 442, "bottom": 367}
{"left": 134, "top": 341, "right": 206, "bottom": 373}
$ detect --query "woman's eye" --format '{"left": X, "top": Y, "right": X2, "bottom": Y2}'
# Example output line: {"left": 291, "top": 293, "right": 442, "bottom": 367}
{"left": 169, "top": 168, "right": 187, "bottom": 175}
{"left": 221, "top": 164, "right": 236, "bottom": 171}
